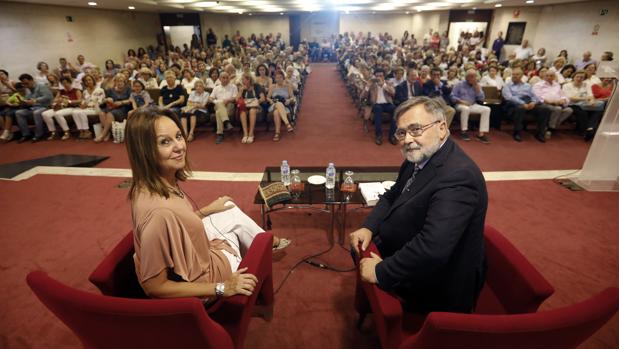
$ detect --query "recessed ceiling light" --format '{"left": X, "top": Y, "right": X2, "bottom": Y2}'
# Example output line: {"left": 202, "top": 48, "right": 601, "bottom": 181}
{"left": 405, "top": 11, "right": 409, "bottom": 14}
{"left": 128, "top": 6, "right": 135, "bottom": 10}
{"left": 280, "top": 12, "right": 284, "bottom": 15}
{"left": 248, "top": 13, "right": 253, "bottom": 15}
{"left": 87, "top": 1, "right": 97, "bottom": 5}
{"left": 526, "top": 0, "right": 534, "bottom": 3}
{"left": 495, "top": 3, "right": 502, "bottom": 7}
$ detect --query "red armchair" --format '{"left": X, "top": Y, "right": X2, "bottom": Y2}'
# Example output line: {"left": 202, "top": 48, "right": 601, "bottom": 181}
{"left": 28, "top": 231, "right": 274, "bottom": 349}
{"left": 354, "top": 226, "right": 619, "bottom": 349}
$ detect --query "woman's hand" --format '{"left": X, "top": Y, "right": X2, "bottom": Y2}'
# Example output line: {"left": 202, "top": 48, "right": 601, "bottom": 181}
{"left": 223, "top": 267, "right": 258, "bottom": 297}
{"left": 200, "top": 196, "right": 234, "bottom": 216}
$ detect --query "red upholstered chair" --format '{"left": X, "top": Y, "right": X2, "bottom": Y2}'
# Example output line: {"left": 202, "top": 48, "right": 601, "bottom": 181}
{"left": 353, "top": 225, "right": 557, "bottom": 349}
{"left": 354, "top": 226, "right": 619, "bottom": 349}
{"left": 27, "top": 271, "right": 235, "bottom": 349}
{"left": 28, "top": 231, "right": 274, "bottom": 349}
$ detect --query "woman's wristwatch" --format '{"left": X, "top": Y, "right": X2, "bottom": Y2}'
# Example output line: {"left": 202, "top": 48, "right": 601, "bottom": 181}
{"left": 215, "top": 282, "right": 225, "bottom": 297}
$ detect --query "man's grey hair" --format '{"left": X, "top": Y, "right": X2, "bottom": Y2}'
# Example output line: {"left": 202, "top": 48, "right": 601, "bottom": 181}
{"left": 394, "top": 96, "right": 447, "bottom": 124}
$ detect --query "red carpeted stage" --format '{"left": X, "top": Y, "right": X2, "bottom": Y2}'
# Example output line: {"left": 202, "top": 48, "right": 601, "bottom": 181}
{"left": 0, "top": 64, "right": 617, "bottom": 348}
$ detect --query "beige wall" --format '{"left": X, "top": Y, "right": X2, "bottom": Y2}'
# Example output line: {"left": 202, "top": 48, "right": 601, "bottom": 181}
{"left": 300, "top": 12, "right": 340, "bottom": 42}
{"left": 0, "top": 2, "right": 161, "bottom": 77}
{"left": 489, "top": 1, "right": 619, "bottom": 62}
{"left": 339, "top": 11, "right": 448, "bottom": 43}
{"left": 203, "top": 13, "right": 290, "bottom": 45}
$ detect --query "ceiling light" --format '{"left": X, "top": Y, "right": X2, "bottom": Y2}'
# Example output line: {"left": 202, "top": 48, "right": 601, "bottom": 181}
{"left": 495, "top": 3, "right": 502, "bottom": 7}
{"left": 526, "top": 0, "right": 534, "bottom": 3}
{"left": 87, "top": 1, "right": 97, "bottom": 5}
{"left": 128, "top": 6, "right": 135, "bottom": 9}
{"left": 248, "top": 13, "right": 253, "bottom": 15}
{"left": 336, "top": 6, "right": 361, "bottom": 11}
{"left": 405, "top": 11, "right": 410, "bottom": 14}
{"left": 330, "top": 0, "right": 373, "bottom": 4}
{"left": 193, "top": 1, "right": 218, "bottom": 7}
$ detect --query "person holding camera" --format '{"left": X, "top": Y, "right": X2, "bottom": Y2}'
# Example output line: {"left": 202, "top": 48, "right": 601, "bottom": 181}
{"left": 364, "top": 69, "right": 396, "bottom": 145}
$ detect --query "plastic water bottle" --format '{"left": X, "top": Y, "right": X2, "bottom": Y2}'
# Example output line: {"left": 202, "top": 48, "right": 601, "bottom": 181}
{"left": 325, "top": 163, "right": 336, "bottom": 189}
{"left": 281, "top": 160, "right": 291, "bottom": 186}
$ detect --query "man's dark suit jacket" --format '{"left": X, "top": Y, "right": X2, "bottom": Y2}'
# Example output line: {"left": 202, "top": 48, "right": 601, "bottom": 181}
{"left": 362, "top": 138, "right": 487, "bottom": 314}
{"left": 394, "top": 80, "right": 424, "bottom": 106}
{"left": 422, "top": 79, "right": 452, "bottom": 102}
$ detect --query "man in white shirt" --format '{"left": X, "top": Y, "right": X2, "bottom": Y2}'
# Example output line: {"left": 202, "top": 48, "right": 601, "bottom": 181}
{"left": 532, "top": 71, "right": 573, "bottom": 138}
{"left": 209, "top": 72, "right": 237, "bottom": 144}
{"left": 575, "top": 51, "right": 597, "bottom": 70}
{"left": 514, "top": 40, "right": 534, "bottom": 60}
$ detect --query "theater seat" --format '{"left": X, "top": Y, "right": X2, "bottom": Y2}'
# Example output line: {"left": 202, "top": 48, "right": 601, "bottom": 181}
{"left": 27, "top": 231, "right": 274, "bottom": 349}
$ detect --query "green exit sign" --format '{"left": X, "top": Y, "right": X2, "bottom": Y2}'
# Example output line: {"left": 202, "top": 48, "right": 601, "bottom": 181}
{"left": 600, "top": 9, "right": 608, "bottom": 15}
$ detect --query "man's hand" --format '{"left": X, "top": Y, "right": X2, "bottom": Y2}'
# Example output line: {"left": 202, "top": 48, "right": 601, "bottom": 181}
{"left": 349, "top": 228, "right": 372, "bottom": 254}
{"left": 359, "top": 252, "right": 382, "bottom": 284}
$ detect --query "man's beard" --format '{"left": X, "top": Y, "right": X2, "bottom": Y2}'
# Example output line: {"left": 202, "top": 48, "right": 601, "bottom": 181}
{"left": 401, "top": 139, "right": 441, "bottom": 164}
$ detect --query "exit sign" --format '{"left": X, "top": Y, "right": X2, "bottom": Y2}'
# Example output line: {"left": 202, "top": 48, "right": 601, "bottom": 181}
{"left": 600, "top": 9, "right": 608, "bottom": 15}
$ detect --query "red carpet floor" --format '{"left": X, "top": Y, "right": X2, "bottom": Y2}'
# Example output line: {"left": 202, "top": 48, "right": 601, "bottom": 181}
{"left": 0, "top": 64, "right": 617, "bottom": 348}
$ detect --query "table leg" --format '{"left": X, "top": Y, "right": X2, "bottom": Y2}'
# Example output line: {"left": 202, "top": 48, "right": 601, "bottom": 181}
{"left": 328, "top": 204, "right": 335, "bottom": 246}
{"left": 340, "top": 203, "right": 347, "bottom": 245}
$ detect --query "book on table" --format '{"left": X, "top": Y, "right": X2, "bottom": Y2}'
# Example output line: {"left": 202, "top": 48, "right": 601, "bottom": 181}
{"left": 358, "top": 182, "right": 386, "bottom": 206}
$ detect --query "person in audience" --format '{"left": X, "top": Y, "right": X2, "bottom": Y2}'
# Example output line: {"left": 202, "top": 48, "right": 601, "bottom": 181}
{"left": 394, "top": 68, "right": 423, "bottom": 106}
{"left": 0, "top": 69, "right": 16, "bottom": 106}
{"left": 575, "top": 51, "right": 596, "bottom": 70}
{"left": 548, "top": 57, "right": 567, "bottom": 83}
{"left": 350, "top": 96, "right": 487, "bottom": 314}
{"left": 209, "top": 71, "right": 237, "bottom": 144}
{"left": 181, "top": 69, "right": 200, "bottom": 93}
{"left": 76, "top": 54, "right": 95, "bottom": 73}
{"left": 15, "top": 74, "right": 53, "bottom": 143}
{"left": 558, "top": 49, "right": 569, "bottom": 63}
{"left": 532, "top": 48, "right": 547, "bottom": 67}
{"left": 267, "top": 70, "right": 295, "bottom": 142}
{"left": 559, "top": 64, "right": 576, "bottom": 85}
{"left": 532, "top": 70, "right": 573, "bottom": 139}
{"left": 584, "top": 63, "right": 602, "bottom": 86}
{"left": 125, "top": 107, "right": 289, "bottom": 300}
{"left": 0, "top": 81, "right": 25, "bottom": 142}
{"left": 419, "top": 66, "right": 431, "bottom": 85}
{"left": 591, "top": 77, "right": 614, "bottom": 101}
{"left": 515, "top": 40, "right": 534, "bottom": 60}
{"left": 445, "top": 67, "right": 460, "bottom": 88}
{"left": 562, "top": 70, "right": 605, "bottom": 141}
{"left": 35, "top": 62, "right": 51, "bottom": 86}
{"left": 491, "top": 31, "right": 504, "bottom": 59}
{"left": 238, "top": 73, "right": 264, "bottom": 144}
{"left": 388, "top": 67, "right": 406, "bottom": 87}
{"left": 450, "top": 69, "right": 491, "bottom": 143}
{"left": 204, "top": 68, "right": 220, "bottom": 93}
{"left": 41, "top": 77, "right": 82, "bottom": 141}
{"left": 502, "top": 68, "right": 551, "bottom": 143}
{"left": 104, "top": 59, "right": 118, "bottom": 80}
{"left": 58, "top": 69, "right": 83, "bottom": 91}
{"left": 138, "top": 68, "right": 158, "bottom": 89}
{"left": 128, "top": 80, "right": 153, "bottom": 117}
{"left": 480, "top": 66, "right": 504, "bottom": 90}
{"left": 73, "top": 73, "right": 104, "bottom": 139}
{"left": 46, "top": 74, "right": 60, "bottom": 96}
{"left": 528, "top": 67, "right": 546, "bottom": 86}
{"left": 365, "top": 69, "right": 396, "bottom": 145}
{"left": 206, "top": 28, "right": 217, "bottom": 48}
{"left": 126, "top": 49, "right": 137, "bottom": 64}
{"left": 423, "top": 68, "right": 456, "bottom": 129}
{"left": 54, "top": 57, "right": 78, "bottom": 77}
{"left": 180, "top": 80, "right": 209, "bottom": 142}
{"left": 158, "top": 70, "right": 186, "bottom": 118}
{"left": 95, "top": 74, "right": 131, "bottom": 142}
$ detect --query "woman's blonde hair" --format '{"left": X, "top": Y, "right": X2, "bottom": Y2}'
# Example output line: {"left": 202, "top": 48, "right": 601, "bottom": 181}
{"left": 125, "top": 107, "right": 191, "bottom": 200}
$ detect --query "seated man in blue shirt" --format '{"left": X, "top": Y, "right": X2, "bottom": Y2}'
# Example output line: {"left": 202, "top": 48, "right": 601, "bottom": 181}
{"left": 502, "top": 68, "right": 551, "bottom": 142}
{"left": 450, "top": 69, "right": 491, "bottom": 143}
{"left": 423, "top": 68, "right": 456, "bottom": 129}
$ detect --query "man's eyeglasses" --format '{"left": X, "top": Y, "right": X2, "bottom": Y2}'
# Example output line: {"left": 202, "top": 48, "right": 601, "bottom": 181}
{"left": 394, "top": 120, "right": 441, "bottom": 140}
